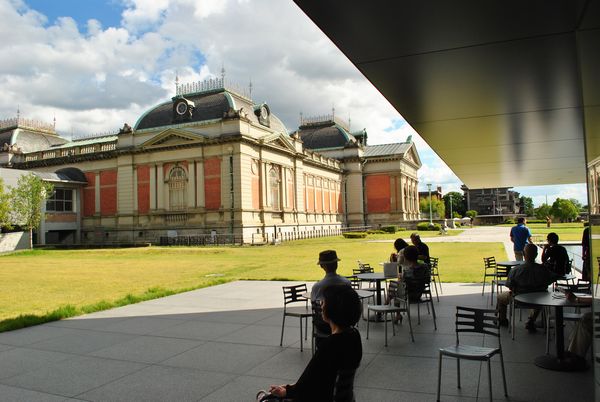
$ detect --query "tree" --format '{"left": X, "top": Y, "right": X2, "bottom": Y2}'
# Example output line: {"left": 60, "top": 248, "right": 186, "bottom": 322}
{"left": 419, "top": 197, "right": 445, "bottom": 220}
{"left": 550, "top": 198, "right": 579, "bottom": 223}
{"left": 0, "top": 178, "right": 12, "bottom": 230}
{"left": 568, "top": 198, "right": 583, "bottom": 211}
{"left": 534, "top": 204, "right": 552, "bottom": 220}
{"left": 442, "top": 191, "right": 465, "bottom": 218}
{"left": 465, "top": 210, "right": 478, "bottom": 219}
{"left": 519, "top": 196, "right": 534, "bottom": 217}
{"left": 11, "top": 173, "right": 54, "bottom": 249}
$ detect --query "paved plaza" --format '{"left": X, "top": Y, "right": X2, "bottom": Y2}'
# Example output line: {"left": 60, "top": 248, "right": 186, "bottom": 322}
{"left": 0, "top": 279, "right": 593, "bottom": 401}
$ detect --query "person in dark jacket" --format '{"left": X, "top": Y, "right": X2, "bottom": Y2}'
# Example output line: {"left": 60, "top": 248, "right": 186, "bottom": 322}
{"left": 266, "top": 285, "right": 362, "bottom": 402}
{"left": 541, "top": 232, "right": 570, "bottom": 276}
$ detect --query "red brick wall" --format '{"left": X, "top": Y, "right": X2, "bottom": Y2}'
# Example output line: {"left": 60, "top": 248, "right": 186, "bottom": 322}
{"left": 137, "top": 165, "right": 150, "bottom": 214}
{"left": 252, "top": 177, "right": 260, "bottom": 209}
{"left": 100, "top": 170, "right": 117, "bottom": 216}
{"left": 204, "top": 158, "right": 221, "bottom": 209}
{"left": 83, "top": 172, "right": 95, "bottom": 217}
{"left": 307, "top": 188, "right": 315, "bottom": 212}
{"left": 316, "top": 189, "right": 323, "bottom": 212}
{"left": 366, "top": 174, "right": 391, "bottom": 213}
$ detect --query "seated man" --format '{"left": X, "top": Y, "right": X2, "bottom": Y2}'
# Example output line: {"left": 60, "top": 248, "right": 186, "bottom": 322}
{"left": 310, "top": 250, "right": 351, "bottom": 344}
{"left": 311, "top": 250, "right": 351, "bottom": 302}
{"left": 400, "top": 245, "right": 431, "bottom": 302}
{"left": 263, "top": 285, "right": 363, "bottom": 402}
{"left": 496, "top": 244, "right": 556, "bottom": 331}
{"left": 541, "top": 232, "right": 570, "bottom": 276}
{"left": 410, "top": 233, "right": 430, "bottom": 265}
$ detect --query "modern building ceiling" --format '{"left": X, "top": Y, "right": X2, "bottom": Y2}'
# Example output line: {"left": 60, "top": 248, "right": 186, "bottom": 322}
{"left": 293, "top": 0, "right": 600, "bottom": 188}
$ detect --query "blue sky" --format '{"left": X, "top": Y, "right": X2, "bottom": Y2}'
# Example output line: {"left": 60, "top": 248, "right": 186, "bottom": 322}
{"left": 7, "top": 0, "right": 589, "bottom": 207}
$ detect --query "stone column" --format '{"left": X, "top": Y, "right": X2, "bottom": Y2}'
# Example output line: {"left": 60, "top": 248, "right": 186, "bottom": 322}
{"left": 197, "top": 159, "right": 205, "bottom": 208}
{"left": 156, "top": 163, "right": 164, "bottom": 210}
{"left": 149, "top": 165, "right": 157, "bottom": 210}
{"left": 188, "top": 160, "right": 196, "bottom": 208}
{"left": 94, "top": 172, "right": 100, "bottom": 214}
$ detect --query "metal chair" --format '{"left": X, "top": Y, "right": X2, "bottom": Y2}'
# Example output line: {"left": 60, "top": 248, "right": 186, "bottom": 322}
{"left": 437, "top": 306, "right": 508, "bottom": 402}
{"left": 429, "top": 256, "right": 442, "bottom": 301}
{"left": 280, "top": 284, "right": 311, "bottom": 352}
{"left": 346, "top": 275, "right": 375, "bottom": 321}
{"left": 311, "top": 299, "right": 330, "bottom": 354}
{"left": 414, "top": 281, "right": 437, "bottom": 330}
{"left": 366, "top": 280, "right": 414, "bottom": 346}
{"left": 482, "top": 257, "right": 497, "bottom": 296}
{"left": 353, "top": 263, "right": 383, "bottom": 299}
{"left": 489, "top": 264, "right": 509, "bottom": 305}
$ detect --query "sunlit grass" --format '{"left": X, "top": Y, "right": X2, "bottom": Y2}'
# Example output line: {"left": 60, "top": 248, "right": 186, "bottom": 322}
{"left": 0, "top": 231, "right": 502, "bottom": 331}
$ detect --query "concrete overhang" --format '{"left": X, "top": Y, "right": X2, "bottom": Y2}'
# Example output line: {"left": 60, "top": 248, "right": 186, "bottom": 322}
{"left": 293, "top": 0, "right": 600, "bottom": 188}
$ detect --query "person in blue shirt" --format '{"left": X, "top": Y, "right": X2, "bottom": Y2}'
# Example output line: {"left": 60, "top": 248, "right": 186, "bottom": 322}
{"left": 510, "top": 217, "right": 532, "bottom": 261}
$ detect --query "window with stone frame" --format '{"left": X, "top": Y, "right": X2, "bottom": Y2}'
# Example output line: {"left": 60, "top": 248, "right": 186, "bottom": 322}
{"left": 46, "top": 188, "right": 74, "bottom": 212}
{"left": 269, "top": 165, "right": 281, "bottom": 211}
{"left": 169, "top": 166, "right": 187, "bottom": 210}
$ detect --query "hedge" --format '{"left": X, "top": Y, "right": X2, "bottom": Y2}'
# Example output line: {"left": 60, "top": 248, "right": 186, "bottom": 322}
{"left": 416, "top": 222, "right": 441, "bottom": 231}
{"left": 342, "top": 232, "right": 368, "bottom": 239}
{"left": 381, "top": 225, "right": 397, "bottom": 233}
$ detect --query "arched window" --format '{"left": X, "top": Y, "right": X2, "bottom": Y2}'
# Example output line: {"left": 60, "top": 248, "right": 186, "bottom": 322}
{"left": 270, "top": 166, "right": 281, "bottom": 211}
{"left": 169, "top": 166, "right": 187, "bottom": 210}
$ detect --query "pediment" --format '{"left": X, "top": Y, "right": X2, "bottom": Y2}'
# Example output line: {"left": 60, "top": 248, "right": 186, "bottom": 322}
{"left": 404, "top": 144, "right": 422, "bottom": 167}
{"left": 141, "top": 129, "right": 206, "bottom": 149}
{"left": 261, "top": 133, "right": 297, "bottom": 153}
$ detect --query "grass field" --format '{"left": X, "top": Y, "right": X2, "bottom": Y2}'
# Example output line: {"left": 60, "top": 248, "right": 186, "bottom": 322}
{"left": 497, "top": 222, "right": 586, "bottom": 242}
{"left": 0, "top": 232, "right": 504, "bottom": 329}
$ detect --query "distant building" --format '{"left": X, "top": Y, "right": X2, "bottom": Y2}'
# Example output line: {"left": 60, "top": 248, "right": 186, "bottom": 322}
{"left": 461, "top": 185, "right": 521, "bottom": 215}
{"left": 0, "top": 77, "right": 421, "bottom": 245}
{"left": 418, "top": 186, "right": 443, "bottom": 202}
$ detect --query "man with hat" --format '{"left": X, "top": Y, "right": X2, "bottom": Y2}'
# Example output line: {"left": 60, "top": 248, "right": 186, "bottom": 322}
{"left": 311, "top": 250, "right": 351, "bottom": 302}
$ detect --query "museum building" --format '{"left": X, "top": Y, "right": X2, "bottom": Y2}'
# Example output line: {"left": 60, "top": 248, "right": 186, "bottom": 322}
{"left": 0, "top": 78, "right": 421, "bottom": 245}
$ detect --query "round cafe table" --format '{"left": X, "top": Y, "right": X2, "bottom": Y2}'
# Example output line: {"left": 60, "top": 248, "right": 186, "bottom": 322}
{"left": 355, "top": 272, "right": 389, "bottom": 305}
{"left": 514, "top": 291, "right": 589, "bottom": 371}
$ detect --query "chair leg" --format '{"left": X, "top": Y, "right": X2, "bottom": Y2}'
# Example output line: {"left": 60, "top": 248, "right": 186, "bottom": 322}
{"left": 487, "top": 359, "right": 493, "bottom": 402}
{"left": 436, "top": 353, "right": 443, "bottom": 402}
{"left": 438, "top": 275, "right": 443, "bottom": 294}
{"left": 299, "top": 317, "right": 303, "bottom": 352}
{"left": 482, "top": 274, "right": 486, "bottom": 295}
{"left": 280, "top": 314, "right": 286, "bottom": 346}
{"left": 417, "top": 302, "right": 421, "bottom": 325}
{"left": 457, "top": 358, "right": 461, "bottom": 389}
{"left": 430, "top": 299, "right": 437, "bottom": 330}
{"left": 384, "top": 314, "right": 388, "bottom": 347}
{"left": 407, "top": 307, "right": 414, "bottom": 342}
{"left": 366, "top": 309, "right": 370, "bottom": 339}
{"left": 500, "top": 351, "right": 508, "bottom": 397}
{"left": 511, "top": 302, "right": 516, "bottom": 341}
{"left": 304, "top": 316, "right": 308, "bottom": 340}
{"left": 391, "top": 312, "right": 396, "bottom": 336}
{"left": 433, "top": 279, "right": 439, "bottom": 302}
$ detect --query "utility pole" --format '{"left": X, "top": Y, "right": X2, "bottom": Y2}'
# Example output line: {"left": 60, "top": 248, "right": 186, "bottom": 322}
{"left": 427, "top": 183, "right": 433, "bottom": 226}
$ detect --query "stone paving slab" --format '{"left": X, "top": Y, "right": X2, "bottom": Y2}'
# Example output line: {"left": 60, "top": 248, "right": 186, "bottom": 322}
{"left": 0, "top": 280, "right": 593, "bottom": 401}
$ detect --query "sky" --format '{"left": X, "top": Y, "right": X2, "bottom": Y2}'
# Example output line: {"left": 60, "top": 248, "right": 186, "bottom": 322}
{"left": 1, "top": 0, "right": 588, "bottom": 207}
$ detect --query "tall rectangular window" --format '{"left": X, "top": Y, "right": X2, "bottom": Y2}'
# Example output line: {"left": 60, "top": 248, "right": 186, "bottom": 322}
{"left": 46, "top": 188, "right": 73, "bottom": 212}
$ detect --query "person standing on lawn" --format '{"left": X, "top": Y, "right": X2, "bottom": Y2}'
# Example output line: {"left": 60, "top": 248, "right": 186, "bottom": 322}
{"left": 510, "top": 217, "right": 532, "bottom": 261}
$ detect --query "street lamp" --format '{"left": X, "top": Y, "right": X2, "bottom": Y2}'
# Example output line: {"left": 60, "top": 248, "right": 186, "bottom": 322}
{"left": 449, "top": 195, "right": 453, "bottom": 219}
{"left": 427, "top": 183, "right": 433, "bottom": 226}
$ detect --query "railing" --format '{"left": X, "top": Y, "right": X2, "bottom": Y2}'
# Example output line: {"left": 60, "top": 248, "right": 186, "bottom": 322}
{"left": 0, "top": 117, "right": 55, "bottom": 133}
{"left": 21, "top": 140, "right": 117, "bottom": 162}
{"left": 159, "top": 234, "right": 241, "bottom": 246}
{"left": 175, "top": 77, "right": 251, "bottom": 100}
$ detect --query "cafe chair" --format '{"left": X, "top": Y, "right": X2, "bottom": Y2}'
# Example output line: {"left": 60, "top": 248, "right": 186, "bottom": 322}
{"left": 280, "top": 284, "right": 311, "bottom": 352}
{"left": 489, "top": 263, "right": 510, "bottom": 306}
{"left": 430, "top": 256, "right": 442, "bottom": 301}
{"left": 414, "top": 281, "right": 437, "bottom": 330}
{"left": 482, "top": 257, "right": 497, "bottom": 296}
{"left": 353, "top": 263, "right": 384, "bottom": 299}
{"left": 509, "top": 295, "right": 535, "bottom": 341}
{"left": 311, "top": 299, "right": 331, "bottom": 355}
{"left": 346, "top": 275, "right": 375, "bottom": 321}
{"left": 437, "top": 306, "right": 508, "bottom": 402}
{"left": 366, "top": 280, "right": 414, "bottom": 346}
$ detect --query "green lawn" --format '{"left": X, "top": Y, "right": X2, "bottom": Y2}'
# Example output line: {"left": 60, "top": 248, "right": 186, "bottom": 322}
{"left": 0, "top": 233, "right": 504, "bottom": 328}
{"left": 497, "top": 222, "right": 586, "bottom": 242}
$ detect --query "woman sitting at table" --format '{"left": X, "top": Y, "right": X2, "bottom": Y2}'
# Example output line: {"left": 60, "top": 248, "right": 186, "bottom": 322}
{"left": 390, "top": 238, "right": 409, "bottom": 266}
{"left": 400, "top": 245, "right": 431, "bottom": 302}
{"left": 263, "top": 285, "right": 362, "bottom": 402}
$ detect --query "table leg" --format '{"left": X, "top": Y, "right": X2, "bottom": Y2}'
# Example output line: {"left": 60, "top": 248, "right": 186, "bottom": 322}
{"left": 375, "top": 280, "right": 382, "bottom": 305}
{"left": 534, "top": 306, "right": 588, "bottom": 371}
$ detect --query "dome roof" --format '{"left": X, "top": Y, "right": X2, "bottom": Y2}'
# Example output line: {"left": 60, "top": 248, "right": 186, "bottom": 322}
{"left": 135, "top": 92, "right": 233, "bottom": 130}
{"left": 134, "top": 87, "right": 288, "bottom": 135}
{"left": 296, "top": 121, "right": 356, "bottom": 150}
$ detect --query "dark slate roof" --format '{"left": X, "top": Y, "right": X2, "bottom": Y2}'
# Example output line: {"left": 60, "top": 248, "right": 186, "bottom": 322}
{"left": 0, "top": 168, "right": 87, "bottom": 187}
{"left": 13, "top": 130, "right": 68, "bottom": 153}
{"left": 296, "top": 122, "right": 356, "bottom": 150}
{"left": 135, "top": 92, "right": 233, "bottom": 130}
{"left": 0, "top": 131, "right": 13, "bottom": 147}
{"left": 363, "top": 142, "right": 411, "bottom": 158}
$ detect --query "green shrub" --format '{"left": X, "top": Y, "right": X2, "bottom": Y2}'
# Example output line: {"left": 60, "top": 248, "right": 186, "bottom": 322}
{"left": 455, "top": 222, "right": 462, "bottom": 228}
{"left": 343, "top": 232, "right": 368, "bottom": 239}
{"left": 367, "top": 230, "right": 385, "bottom": 234}
{"left": 416, "top": 222, "right": 441, "bottom": 231}
{"left": 381, "top": 225, "right": 397, "bottom": 233}
{"left": 526, "top": 219, "right": 546, "bottom": 224}
{"left": 504, "top": 218, "right": 515, "bottom": 224}
{"left": 397, "top": 227, "right": 406, "bottom": 231}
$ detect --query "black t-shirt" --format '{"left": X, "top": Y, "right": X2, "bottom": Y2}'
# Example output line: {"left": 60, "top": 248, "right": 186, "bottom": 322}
{"left": 541, "top": 245, "right": 570, "bottom": 275}
{"left": 286, "top": 328, "right": 362, "bottom": 402}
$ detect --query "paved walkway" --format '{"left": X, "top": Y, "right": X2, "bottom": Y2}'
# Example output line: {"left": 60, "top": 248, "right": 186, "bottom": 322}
{"left": 0, "top": 280, "right": 593, "bottom": 401}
